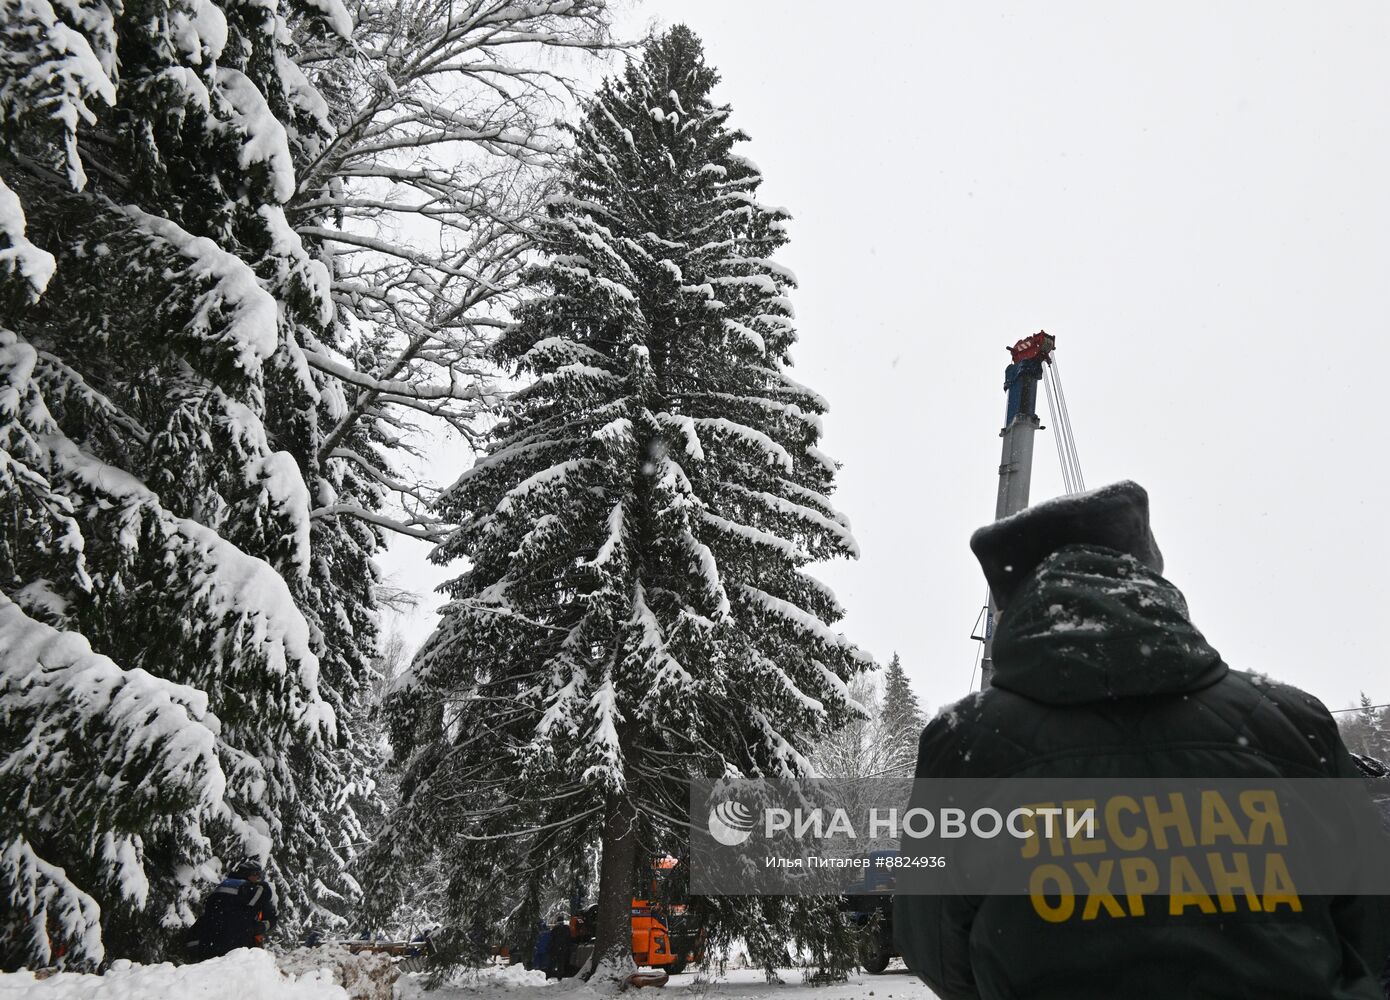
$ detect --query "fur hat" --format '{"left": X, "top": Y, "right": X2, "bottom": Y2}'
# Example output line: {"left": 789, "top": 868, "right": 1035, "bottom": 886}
{"left": 970, "top": 480, "right": 1163, "bottom": 611}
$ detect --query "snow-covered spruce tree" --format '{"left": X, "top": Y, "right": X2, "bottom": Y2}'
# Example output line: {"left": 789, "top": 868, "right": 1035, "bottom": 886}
{"left": 812, "top": 654, "right": 922, "bottom": 783}
{"left": 387, "top": 25, "right": 868, "bottom": 981}
{"left": 0, "top": 0, "right": 384, "bottom": 965}
{"left": 881, "top": 653, "right": 926, "bottom": 776}
{"left": 1342, "top": 694, "right": 1390, "bottom": 762}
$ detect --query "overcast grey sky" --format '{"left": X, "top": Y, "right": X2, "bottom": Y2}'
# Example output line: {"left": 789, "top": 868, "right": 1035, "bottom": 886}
{"left": 382, "top": 1, "right": 1390, "bottom": 716}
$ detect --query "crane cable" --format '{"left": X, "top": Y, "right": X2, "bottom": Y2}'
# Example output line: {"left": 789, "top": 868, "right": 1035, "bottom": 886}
{"left": 1054, "top": 364, "right": 1085, "bottom": 492}
{"left": 1051, "top": 354, "right": 1085, "bottom": 491}
{"left": 1041, "top": 365, "right": 1076, "bottom": 494}
{"left": 1042, "top": 354, "right": 1085, "bottom": 494}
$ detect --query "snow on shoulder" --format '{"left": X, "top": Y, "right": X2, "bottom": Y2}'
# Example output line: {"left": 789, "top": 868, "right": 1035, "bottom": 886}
{"left": 0, "top": 950, "right": 350, "bottom": 1000}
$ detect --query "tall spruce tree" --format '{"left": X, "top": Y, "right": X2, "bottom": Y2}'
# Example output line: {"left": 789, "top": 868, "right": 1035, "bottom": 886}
{"left": 0, "top": 0, "right": 384, "bottom": 965}
{"left": 386, "top": 25, "right": 868, "bottom": 980}
{"left": 881, "top": 653, "right": 926, "bottom": 776}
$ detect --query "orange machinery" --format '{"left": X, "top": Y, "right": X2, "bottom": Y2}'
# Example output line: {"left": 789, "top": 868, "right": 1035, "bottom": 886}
{"left": 566, "top": 857, "right": 703, "bottom": 976}
{"left": 632, "top": 856, "right": 703, "bottom": 974}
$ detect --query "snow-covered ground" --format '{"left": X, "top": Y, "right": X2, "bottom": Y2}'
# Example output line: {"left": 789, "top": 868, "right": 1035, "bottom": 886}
{"left": 0, "top": 949, "right": 350, "bottom": 999}
{"left": 0, "top": 955, "right": 938, "bottom": 1000}
{"left": 398, "top": 962, "right": 938, "bottom": 1000}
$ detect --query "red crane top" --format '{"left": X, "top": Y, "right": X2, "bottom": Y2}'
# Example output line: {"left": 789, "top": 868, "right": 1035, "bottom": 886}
{"left": 1008, "top": 331, "right": 1056, "bottom": 363}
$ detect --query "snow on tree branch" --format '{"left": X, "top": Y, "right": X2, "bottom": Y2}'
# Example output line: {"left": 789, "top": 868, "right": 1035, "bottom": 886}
{"left": 119, "top": 207, "right": 280, "bottom": 371}
{"left": 0, "top": 593, "right": 272, "bottom": 965}
{"left": 0, "top": 0, "right": 116, "bottom": 189}
{"left": 0, "top": 179, "right": 55, "bottom": 300}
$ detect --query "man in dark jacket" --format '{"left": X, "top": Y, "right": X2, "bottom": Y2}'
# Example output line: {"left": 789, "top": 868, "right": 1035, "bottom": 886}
{"left": 895, "top": 481, "right": 1390, "bottom": 999}
{"left": 543, "top": 912, "right": 573, "bottom": 979}
{"left": 185, "top": 858, "right": 277, "bottom": 960}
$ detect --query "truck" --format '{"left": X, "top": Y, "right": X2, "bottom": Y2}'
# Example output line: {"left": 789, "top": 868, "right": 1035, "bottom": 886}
{"left": 842, "top": 850, "right": 898, "bottom": 974}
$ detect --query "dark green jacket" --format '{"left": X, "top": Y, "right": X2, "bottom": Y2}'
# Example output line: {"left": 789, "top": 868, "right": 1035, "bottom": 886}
{"left": 895, "top": 545, "right": 1390, "bottom": 1000}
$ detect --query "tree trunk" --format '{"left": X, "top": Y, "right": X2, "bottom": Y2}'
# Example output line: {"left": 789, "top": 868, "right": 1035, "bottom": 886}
{"left": 588, "top": 793, "right": 640, "bottom": 984}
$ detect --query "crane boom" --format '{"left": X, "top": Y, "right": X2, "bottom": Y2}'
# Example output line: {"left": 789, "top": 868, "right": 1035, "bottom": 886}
{"left": 979, "top": 332, "right": 1056, "bottom": 689}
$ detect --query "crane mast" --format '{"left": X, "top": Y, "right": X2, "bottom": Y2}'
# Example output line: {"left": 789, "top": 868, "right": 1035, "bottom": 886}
{"left": 979, "top": 332, "right": 1056, "bottom": 689}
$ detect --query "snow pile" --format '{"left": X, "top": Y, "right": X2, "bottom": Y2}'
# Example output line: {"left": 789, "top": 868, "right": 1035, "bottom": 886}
{"left": 275, "top": 946, "right": 398, "bottom": 1000}
{"left": 395, "top": 963, "right": 546, "bottom": 997}
{"left": 0, "top": 950, "right": 347, "bottom": 1000}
